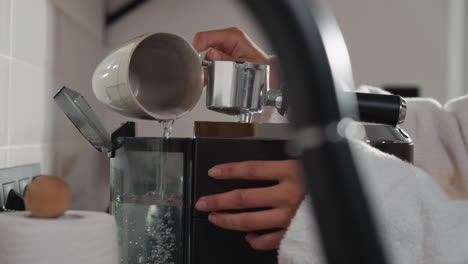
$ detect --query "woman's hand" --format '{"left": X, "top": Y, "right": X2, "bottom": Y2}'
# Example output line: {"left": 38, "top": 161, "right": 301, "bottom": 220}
{"left": 193, "top": 27, "right": 270, "bottom": 64}
{"left": 195, "top": 160, "right": 305, "bottom": 250}
{"left": 192, "top": 28, "right": 296, "bottom": 250}
{"left": 193, "top": 27, "right": 281, "bottom": 90}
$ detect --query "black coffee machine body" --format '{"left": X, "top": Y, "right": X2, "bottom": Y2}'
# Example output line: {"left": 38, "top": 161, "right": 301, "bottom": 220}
{"left": 110, "top": 120, "right": 413, "bottom": 264}
{"left": 111, "top": 126, "right": 413, "bottom": 264}
{"left": 55, "top": 87, "right": 290, "bottom": 263}
{"left": 111, "top": 133, "right": 289, "bottom": 264}
{"left": 54, "top": 87, "right": 413, "bottom": 264}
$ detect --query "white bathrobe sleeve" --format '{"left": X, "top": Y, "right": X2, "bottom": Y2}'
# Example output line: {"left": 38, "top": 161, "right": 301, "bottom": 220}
{"left": 357, "top": 86, "right": 468, "bottom": 198}
{"left": 400, "top": 95, "right": 468, "bottom": 199}
{"left": 278, "top": 90, "right": 468, "bottom": 264}
{"left": 278, "top": 141, "right": 468, "bottom": 264}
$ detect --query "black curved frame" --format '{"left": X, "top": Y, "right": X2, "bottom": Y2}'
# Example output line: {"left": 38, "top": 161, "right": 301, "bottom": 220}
{"left": 242, "top": 1, "right": 389, "bottom": 264}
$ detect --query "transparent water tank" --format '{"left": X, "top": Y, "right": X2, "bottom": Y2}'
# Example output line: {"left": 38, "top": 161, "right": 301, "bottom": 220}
{"left": 110, "top": 138, "right": 189, "bottom": 264}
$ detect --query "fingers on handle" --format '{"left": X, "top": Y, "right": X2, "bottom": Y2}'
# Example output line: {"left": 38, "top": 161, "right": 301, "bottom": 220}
{"left": 205, "top": 48, "right": 235, "bottom": 61}
{"left": 196, "top": 185, "right": 284, "bottom": 211}
{"left": 192, "top": 27, "right": 246, "bottom": 53}
{"left": 209, "top": 160, "right": 300, "bottom": 181}
{"left": 245, "top": 230, "right": 286, "bottom": 250}
{"left": 208, "top": 209, "right": 290, "bottom": 232}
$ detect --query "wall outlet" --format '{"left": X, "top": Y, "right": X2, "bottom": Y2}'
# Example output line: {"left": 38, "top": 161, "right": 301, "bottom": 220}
{"left": 0, "top": 164, "right": 41, "bottom": 207}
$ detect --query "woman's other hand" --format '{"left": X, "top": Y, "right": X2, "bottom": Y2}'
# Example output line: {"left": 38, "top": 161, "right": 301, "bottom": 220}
{"left": 195, "top": 160, "right": 305, "bottom": 250}
{"left": 193, "top": 27, "right": 270, "bottom": 64}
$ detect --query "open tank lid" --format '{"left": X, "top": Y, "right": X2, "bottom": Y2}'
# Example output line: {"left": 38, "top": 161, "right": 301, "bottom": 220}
{"left": 53, "top": 86, "right": 112, "bottom": 152}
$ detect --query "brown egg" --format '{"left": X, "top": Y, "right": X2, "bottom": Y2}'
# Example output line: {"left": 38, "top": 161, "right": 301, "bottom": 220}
{"left": 24, "top": 175, "right": 72, "bottom": 218}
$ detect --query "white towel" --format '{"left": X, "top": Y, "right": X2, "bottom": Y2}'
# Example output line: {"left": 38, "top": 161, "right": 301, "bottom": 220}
{"left": 400, "top": 95, "right": 468, "bottom": 199}
{"left": 359, "top": 86, "right": 468, "bottom": 199}
{"left": 278, "top": 141, "right": 468, "bottom": 264}
{"left": 278, "top": 88, "right": 468, "bottom": 264}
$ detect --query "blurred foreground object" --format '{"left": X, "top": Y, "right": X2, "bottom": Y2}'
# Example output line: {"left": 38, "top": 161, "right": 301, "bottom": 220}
{"left": 24, "top": 176, "right": 71, "bottom": 218}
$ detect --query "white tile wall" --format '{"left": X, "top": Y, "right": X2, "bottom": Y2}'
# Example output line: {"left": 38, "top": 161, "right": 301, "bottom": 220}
{"left": 11, "top": 0, "right": 49, "bottom": 66}
{"left": 0, "top": 147, "right": 6, "bottom": 168}
{"left": 51, "top": 0, "right": 104, "bottom": 41}
{"left": 6, "top": 145, "right": 44, "bottom": 168}
{"left": 0, "top": 0, "right": 108, "bottom": 210}
{"left": 0, "top": 0, "right": 10, "bottom": 55}
{"left": 8, "top": 59, "right": 46, "bottom": 145}
{"left": 0, "top": 0, "right": 49, "bottom": 170}
{"left": 0, "top": 57, "right": 8, "bottom": 146}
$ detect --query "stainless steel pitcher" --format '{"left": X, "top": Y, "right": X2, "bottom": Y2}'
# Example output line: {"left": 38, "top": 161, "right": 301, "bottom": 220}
{"left": 202, "top": 60, "right": 285, "bottom": 123}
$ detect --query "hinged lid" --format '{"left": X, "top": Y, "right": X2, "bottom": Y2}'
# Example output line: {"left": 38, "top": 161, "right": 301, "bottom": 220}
{"left": 54, "top": 87, "right": 112, "bottom": 152}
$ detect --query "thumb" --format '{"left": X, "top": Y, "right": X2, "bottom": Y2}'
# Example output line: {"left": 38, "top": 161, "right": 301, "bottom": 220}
{"left": 205, "top": 48, "right": 236, "bottom": 61}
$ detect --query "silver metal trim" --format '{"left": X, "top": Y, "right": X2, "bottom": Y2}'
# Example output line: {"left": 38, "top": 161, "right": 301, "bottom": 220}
{"left": 239, "top": 113, "right": 254, "bottom": 123}
{"left": 265, "top": 89, "right": 283, "bottom": 111}
{"left": 398, "top": 97, "right": 407, "bottom": 124}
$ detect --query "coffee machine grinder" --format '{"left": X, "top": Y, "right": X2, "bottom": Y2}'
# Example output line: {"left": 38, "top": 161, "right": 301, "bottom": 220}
{"left": 54, "top": 33, "right": 412, "bottom": 264}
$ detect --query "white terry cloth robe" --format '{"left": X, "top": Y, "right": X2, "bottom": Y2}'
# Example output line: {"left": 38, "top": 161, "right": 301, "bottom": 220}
{"left": 278, "top": 90, "right": 468, "bottom": 264}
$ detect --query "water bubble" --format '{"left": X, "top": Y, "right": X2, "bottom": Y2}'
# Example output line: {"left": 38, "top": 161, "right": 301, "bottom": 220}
{"left": 114, "top": 199, "right": 181, "bottom": 264}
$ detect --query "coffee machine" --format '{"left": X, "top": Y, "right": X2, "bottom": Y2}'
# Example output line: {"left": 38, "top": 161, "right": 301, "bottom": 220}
{"left": 55, "top": 86, "right": 411, "bottom": 264}
{"left": 55, "top": 86, "right": 291, "bottom": 264}
{"left": 54, "top": 31, "right": 412, "bottom": 264}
